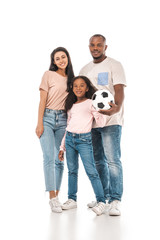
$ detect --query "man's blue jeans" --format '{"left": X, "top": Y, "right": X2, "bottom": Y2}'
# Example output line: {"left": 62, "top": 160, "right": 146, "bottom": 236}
{"left": 40, "top": 109, "right": 67, "bottom": 191}
{"left": 92, "top": 125, "right": 123, "bottom": 203}
{"left": 65, "top": 131, "right": 105, "bottom": 203}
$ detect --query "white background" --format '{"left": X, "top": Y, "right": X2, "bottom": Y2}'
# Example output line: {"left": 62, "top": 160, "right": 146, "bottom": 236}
{"left": 0, "top": 0, "right": 160, "bottom": 239}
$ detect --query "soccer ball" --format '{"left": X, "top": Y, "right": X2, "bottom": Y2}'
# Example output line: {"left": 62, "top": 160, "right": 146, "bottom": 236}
{"left": 92, "top": 89, "right": 114, "bottom": 111}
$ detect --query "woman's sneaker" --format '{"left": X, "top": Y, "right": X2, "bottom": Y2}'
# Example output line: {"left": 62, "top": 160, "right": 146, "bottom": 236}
{"left": 62, "top": 199, "right": 77, "bottom": 210}
{"left": 92, "top": 202, "right": 106, "bottom": 216}
{"left": 87, "top": 201, "right": 97, "bottom": 208}
{"left": 109, "top": 200, "right": 121, "bottom": 216}
{"left": 49, "top": 197, "right": 62, "bottom": 213}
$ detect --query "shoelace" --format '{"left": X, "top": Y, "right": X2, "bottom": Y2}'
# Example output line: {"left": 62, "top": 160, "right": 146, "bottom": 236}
{"left": 51, "top": 198, "right": 61, "bottom": 207}
{"left": 95, "top": 202, "right": 105, "bottom": 210}
{"left": 111, "top": 201, "right": 119, "bottom": 209}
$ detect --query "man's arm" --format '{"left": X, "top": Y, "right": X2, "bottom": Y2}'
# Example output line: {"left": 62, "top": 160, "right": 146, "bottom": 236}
{"left": 99, "top": 84, "right": 124, "bottom": 116}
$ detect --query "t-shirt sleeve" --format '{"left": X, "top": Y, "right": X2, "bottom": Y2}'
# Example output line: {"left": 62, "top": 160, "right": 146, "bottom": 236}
{"left": 79, "top": 65, "right": 88, "bottom": 75}
{"left": 112, "top": 62, "right": 127, "bottom": 87}
{"left": 39, "top": 71, "right": 49, "bottom": 92}
{"left": 59, "top": 110, "right": 71, "bottom": 151}
{"left": 79, "top": 68, "right": 84, "bottom": 75}
{"left": 91, "top": 104, "right": 106, "bottom": 127}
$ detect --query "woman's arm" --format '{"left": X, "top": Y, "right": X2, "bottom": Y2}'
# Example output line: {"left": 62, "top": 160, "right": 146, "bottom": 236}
{"left": 35, "top": 90, "right": 48, "bottom": 138}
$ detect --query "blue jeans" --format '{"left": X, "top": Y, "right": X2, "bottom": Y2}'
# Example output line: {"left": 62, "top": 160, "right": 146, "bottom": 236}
{"left": 92, "top": 125, "right": 123, "bottom": 203}
{"left": 40, "top": 109, "right": 67, "bottom": 191}
{"left": 65, "top": 131, "right": 105, "bottom": 203}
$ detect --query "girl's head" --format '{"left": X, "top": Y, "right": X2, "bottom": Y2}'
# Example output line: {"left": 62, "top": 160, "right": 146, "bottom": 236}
{"left": 65, "top": 76, "right": 97, "bottom": 112}
{"left": 49, "top": 47, "right": 74, "bottom": 91}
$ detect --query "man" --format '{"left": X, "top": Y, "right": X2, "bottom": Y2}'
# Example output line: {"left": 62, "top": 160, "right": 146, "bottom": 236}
{"left": 79, "top": 34, "right": 126, "bottom": 216}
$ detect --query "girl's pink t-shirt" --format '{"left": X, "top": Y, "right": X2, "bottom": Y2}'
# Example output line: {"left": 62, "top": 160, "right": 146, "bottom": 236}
{"left": 60, "top": 99, "right": 107, "bottom": 151}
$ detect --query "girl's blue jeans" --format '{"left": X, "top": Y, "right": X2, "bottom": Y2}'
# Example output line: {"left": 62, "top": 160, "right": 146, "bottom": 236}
{"left": 40, "top": 109, "right": 67, "bottom": 191}
{"left": 65, "top": 131, "right": 105, "bottom": 203}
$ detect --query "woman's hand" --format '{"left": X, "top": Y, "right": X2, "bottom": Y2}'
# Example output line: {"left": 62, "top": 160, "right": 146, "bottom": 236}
{"left": 35, "top": 124, "right": 44, "bottom": 138}
{"left": 58, "top": 150, "right": 64, "bottom": 161}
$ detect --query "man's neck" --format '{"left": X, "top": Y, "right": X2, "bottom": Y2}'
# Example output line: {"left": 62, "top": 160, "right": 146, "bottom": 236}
{"left": 93, "top": 55, "right": 107, "bottom": 64}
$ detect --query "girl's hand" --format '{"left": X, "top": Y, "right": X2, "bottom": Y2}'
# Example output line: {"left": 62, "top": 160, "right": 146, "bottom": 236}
{"left": 35, "top": 124, "right": 44, "bottom": 138}
{"left": 58, "top": 151, "right": 64, "bottom": 161}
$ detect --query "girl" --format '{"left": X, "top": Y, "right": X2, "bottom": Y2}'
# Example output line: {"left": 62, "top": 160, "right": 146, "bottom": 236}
{"left": 58, "top": 76, "right": 106, "bottom": 216}
{"left": 36, "top": 47, "right": 74, "bottom": 213}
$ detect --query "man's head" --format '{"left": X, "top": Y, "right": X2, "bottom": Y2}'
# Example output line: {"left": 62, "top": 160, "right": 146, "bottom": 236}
{"left": 89, "top": 34, "right": 107, "bottom": 63}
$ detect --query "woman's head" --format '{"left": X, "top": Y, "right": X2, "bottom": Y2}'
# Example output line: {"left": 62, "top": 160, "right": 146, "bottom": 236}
{"left": 49, "top": 47, "right": 74, "bottom": 91}
{"left": 65, "top": 76, "right": 97, "bottom": 112}
{"left": 49, "top": 47, "right": 69, "bottom": 71}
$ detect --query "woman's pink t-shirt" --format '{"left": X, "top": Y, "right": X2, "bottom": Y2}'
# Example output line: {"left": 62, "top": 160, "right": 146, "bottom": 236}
{"left": 39, "top": 71, "right": 68, "bottom": 110}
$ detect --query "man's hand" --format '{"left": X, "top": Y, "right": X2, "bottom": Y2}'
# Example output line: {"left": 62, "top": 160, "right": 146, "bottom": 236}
{"left": 99, "top": 84, "right": 125, "bottom": 116}
{"left": 99, "top": 102, "right": 119, "bottom": 116}
{"left": 58, "top": 150, "right": 64, "bottom": 161}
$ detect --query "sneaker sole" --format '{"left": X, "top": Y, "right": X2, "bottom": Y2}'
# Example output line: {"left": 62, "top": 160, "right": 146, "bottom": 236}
{"left": 62, "top": 205, "right": 77, "bottom": 210}
{"left": 91, "top": 208, "right": 104, "bottom": 216}
{"left": 51, "top": 209, "right": 62, "bottom": 213}
{"left": 109, "top": 211, "right": 121, "bottom": 216}
{"left": 87, "top": 203, "right": 97, "bottom": 208}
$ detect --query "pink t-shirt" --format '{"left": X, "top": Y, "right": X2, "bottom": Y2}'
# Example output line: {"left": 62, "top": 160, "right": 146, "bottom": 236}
{"left": 60, "top": 99, "right": 107, "bottom": 151}
{"left": 39, "top": 71, "right": 68, "bottom": 110}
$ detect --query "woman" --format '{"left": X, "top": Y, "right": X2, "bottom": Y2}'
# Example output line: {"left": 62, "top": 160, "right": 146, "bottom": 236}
{"left": 36, "top": 47, "right": 74, "bottom": 213}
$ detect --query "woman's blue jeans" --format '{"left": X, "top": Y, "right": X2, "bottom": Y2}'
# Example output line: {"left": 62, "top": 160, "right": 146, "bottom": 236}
{"left": 92, "top": 125, "right": 123, "bottom": 203}
{"left": 40, "top": 109, "right": 67, "bottom": 191}
{"left": 65, "top": 131, "right": 105, "bottom": 203}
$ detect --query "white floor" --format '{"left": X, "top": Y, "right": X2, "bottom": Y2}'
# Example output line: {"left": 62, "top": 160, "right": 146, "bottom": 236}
{"left": 1, "top": 153, "right": 160, "bottom": 240}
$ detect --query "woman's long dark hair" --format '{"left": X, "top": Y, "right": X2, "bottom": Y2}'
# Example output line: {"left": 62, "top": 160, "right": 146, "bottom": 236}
{"left": 49, "top": 47, "right": 74, "bottom": 91}
{"left": 65, "top": 76, "right": 97, "bottom": 112}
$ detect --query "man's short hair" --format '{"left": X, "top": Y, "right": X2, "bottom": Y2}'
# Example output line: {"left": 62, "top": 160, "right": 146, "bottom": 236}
{"left": 90, "top": 34, "right": 106, "bottom": 43}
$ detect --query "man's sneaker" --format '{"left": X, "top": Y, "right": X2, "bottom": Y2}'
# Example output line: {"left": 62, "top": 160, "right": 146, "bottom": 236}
{"left": 87, "top": 201, "right": 97, "bottom": 208}
{"left": 109, "top": 200, "right": 121, "bottom": 216}
{"left": 62, "top": 199, "right": 77, "bottom": 210}
{"left": 49, "top": 197, "right": 62, "bottom": 213}
{"left": 92, "top": 202, "right": 106, "bottom": 216}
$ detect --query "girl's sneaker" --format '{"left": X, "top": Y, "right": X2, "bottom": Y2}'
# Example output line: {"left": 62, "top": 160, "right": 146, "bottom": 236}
{"left": 92, "top": 202, "right": 106, "bottom": 216}
{"left": 49, "top": 197, "right": 62, "bottom": 213}
{"left": 87, "top": 201, "right": 97, "bottom": 208}
{"left": 109, "top": 200, "right": 121, "bottom": 216}
{"left": 62, "top": 199, "right": 77, "bottom": 210}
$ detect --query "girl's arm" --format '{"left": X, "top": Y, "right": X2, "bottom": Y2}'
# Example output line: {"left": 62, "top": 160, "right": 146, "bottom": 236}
{"left": 35, "top": 90, "right": 48, "bottom": 138}
{"left": 91, "top": 105, "right": 107, "bottom": 127}
{"left": 59, "top": 110, "right": 71, "bottom": 152}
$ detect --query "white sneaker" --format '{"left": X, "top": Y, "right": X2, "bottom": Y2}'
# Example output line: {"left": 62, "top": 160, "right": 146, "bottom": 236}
{"left": 49, "top": 197, "right": 62, "bottom": 213}
{"left": 87, "top": 201, "right": 97, "bottom": 208}
{"left": 62, "top": 199, "right": 77, "bottom": 210}
{"left": 92, "top": 202, "right": 106, "bottom": 216}
{"left": 109, "top": 200, "right": 121, "bottom": 216}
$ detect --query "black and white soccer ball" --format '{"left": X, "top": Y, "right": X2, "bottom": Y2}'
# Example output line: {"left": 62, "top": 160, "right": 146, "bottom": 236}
{"left": 92, "top": 89, "right": 114, "bottom": 111}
